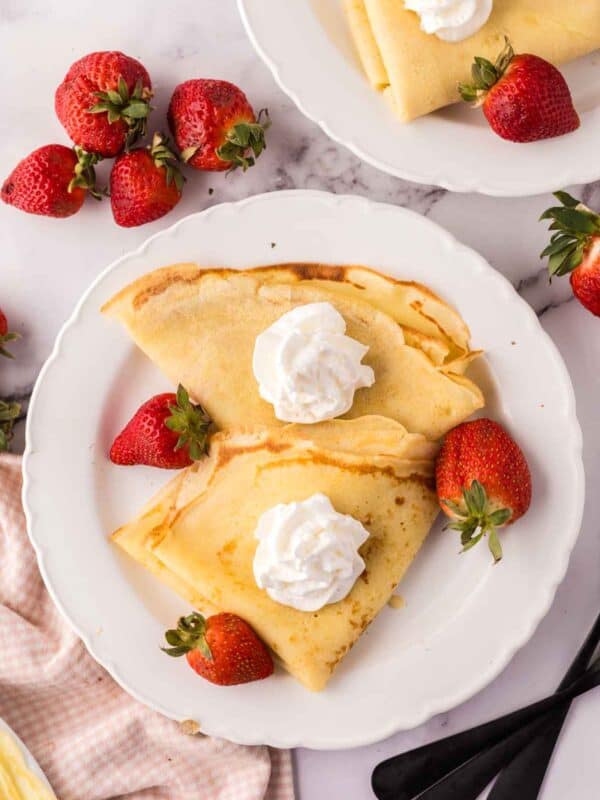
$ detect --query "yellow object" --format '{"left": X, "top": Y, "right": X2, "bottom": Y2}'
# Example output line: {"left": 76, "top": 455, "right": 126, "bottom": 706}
{"left": 0, "top": 730, "right": 56, "bottom": 800}
{"left": 113, "top": 416, "right": 440, "bottom": 691}
{"left": 345, "top": 0, "right": 600, "bottom": 121}
{"left": 102, "top": 263, "right": 483, "bottom": 440}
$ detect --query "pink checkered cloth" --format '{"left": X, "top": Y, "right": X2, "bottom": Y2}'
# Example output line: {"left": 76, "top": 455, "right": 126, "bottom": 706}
{"left": 0, "top": 455, "right": 295, "bottom": 800}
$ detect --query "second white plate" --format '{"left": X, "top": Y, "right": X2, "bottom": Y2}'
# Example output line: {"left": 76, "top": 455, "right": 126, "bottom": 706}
{"left": 239, "top": 0, "right": 600, "bottom": 196}
{"left": 24, "top": 191, "right": 583, "bottom": 748}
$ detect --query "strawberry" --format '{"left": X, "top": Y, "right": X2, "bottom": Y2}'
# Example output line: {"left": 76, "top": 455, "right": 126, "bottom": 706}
{"left": 435, "top": 418, "right": 532, "bottom": 562}
{"left": 110, "top": 384, "right": 211, "bottom": 468}
{"left": 110, "top": 133, "right": 184, "bottom": 228}
{"left": 55, "top": 51, "right": 152, "bottom": 157}
{"left": 540, "top": 191, "right": 600, "bottom": 317}
{"left": 163, "top": 612, "right": 274, "bottom": 686}
{"left": 459, "top": 39, "right": 579, "bottom": 143}
{"left": 0, "top": 309, "right": 19, "bottom": 359}
{"left": 1, "top": 144, "right": 101, "bottom": 218}
{"left": 168, "top": 79, "right": 269, "bottom": 171}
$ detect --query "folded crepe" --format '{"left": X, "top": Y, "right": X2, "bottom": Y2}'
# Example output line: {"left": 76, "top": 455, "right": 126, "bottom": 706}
{"left": 112, "top": 416, "right": 440, "bottom": 690}
{"left": 345, "top": 0, "right": 600, "bottom": 122}
{"left": 102, "top": 263, "right": 483, "bottom": 440}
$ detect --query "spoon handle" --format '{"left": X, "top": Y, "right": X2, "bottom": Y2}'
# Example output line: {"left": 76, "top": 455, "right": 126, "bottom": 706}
{"left": 372, "top": 611, "right": 600, "bottom": 800}
{"left": 487, "top": 612, "right": 600, "bottom": 800}
{"left": 413, "top": 662, "right": 600, "bottom": 800}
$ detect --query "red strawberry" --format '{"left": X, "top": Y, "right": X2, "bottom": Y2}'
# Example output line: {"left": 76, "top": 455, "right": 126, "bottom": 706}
{"left": 110, "top": 384, "right": 210, "bottom": 468}
{"left": 110, "top": 133, "right": 184, "bottom": 228}
{"left": 1, "top": 144, "right": 101, "bottom": 218}
{"left": 163, "top": 612, "right": 274, "bottom": 686}
{"left": 55, "top": 51, "right": 152, "bottom": 157}
{"left": 435, "top": 418, "right": 532, "bottom": 562}
{"left": 540, "top": 191, "right": 600, "bottom": 317}
{"left": 459, "top": 39, "right": 579, "bottom": 143}
{"left": 168, "top": 79, "right": 269, "bottom": 171}
{"left": 0, "top": 309, "right": 19, "bottom": 359}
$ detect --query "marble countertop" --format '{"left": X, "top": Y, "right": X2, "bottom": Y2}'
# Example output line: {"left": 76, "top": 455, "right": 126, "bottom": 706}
{"left": 1, "top": 1, "right": 599, "bottom": 798}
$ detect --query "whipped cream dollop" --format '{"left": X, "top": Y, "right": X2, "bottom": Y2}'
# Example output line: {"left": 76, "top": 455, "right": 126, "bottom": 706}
{"left": 252, "top": 302, "right": 375, "bottom": 424}
{"left": 253, "top": 493, "right": 369, "bottom": 612}
{"left": 404, "top": 0, "right": 492, "bottom": 42}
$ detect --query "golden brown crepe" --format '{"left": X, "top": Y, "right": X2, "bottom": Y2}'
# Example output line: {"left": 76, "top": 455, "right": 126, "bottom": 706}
{"left": 102, "top": 263, "right": 484, "bottom": 440}
{"left": 345, "top": 0, "right": 600, "bottom": 122}
{"left": 112, "top": 416, "right": 440, "bottom": 690}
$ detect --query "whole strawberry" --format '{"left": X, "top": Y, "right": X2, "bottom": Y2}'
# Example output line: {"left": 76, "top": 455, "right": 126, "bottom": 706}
{"left": 163, "top": 611, "right": 274, "bottom": 686}
{"left": 168, "top": 79, "right": 269, "bottom": 171}
{"left": 110, "top": 133, "right": 184, "bottom": 228}
{"left": 0, "top": 309, "right": 19, "bottom": 359}
{"left": 1, "top": 144, "right": 101, "bottom": 218}
{"left": 540, "top": 191, "right": 600, "bottom": 317}
{"left": 459, "top": 39, "right": 579, "bottom": 143}
{"left": 110, "top": 384, "right": 210, "bottom": 468}
{"left": 436, "top": 418, "right": 532, "bottom": 562}
{"left": 55, "top": 51, "right": 152, "bottom": 157}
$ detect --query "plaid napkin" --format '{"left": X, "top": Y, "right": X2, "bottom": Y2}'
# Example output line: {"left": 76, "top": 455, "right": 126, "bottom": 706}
{"left": 0, "top": 454, "right": 295, "bottom": 800}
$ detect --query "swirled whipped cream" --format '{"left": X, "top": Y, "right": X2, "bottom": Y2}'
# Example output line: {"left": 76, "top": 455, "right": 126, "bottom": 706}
{"left": 253, "top": 493, "right": 369, "bottom": 612}
{"left": 404, "top": 0, "right": 492, "bottom": 42}
{"left": 252, "top": 302, "right": 375, "bottom": 423}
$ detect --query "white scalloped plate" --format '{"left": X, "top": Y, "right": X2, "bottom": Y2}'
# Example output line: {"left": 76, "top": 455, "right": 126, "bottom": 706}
{"left": 0, "top": 718, "right": 56, "bottom": 796}
{"left": 238, "top": 0, "right": 600, "bottom": 196}
{"left": 23, "top": 191, "right": 583, "bottom": 749}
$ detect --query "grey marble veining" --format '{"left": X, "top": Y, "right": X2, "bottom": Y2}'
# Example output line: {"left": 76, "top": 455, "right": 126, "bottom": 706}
{"left": 1, "top": 2, "right": 599, "bottom": 799}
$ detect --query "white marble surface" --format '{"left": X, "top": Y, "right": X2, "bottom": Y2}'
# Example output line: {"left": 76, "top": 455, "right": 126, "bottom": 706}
{"left": 1, "top": 1, "right": 599, "bottom": 798}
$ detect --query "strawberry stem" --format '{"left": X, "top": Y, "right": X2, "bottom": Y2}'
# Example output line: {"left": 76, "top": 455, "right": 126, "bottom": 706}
{"left": 0, "top": 331, "right": 19, "bottom": 359}
{"left": 164, "top": 384, "right": 211, "bottom": 461}
{"left": 88, "top": 76, "right": 153, "bottom": 149}
{"left": 215, "top": 108, "right": 271, "bottom": 171}
{"left": 149, "top": 133, "right": 185, "bottom": 193}
{"left": 540, "top": 192, "right": 600, "bottom": 278}
{"left": 162, "top": 612, "right": 213, "bottom": 661}
{"left": 69, "top": 147, "right": 105, "bottom": 200}
{"left": 0, "top": 400, "right": 21, "bottom": 452}
{"left": 458, "top": 37, "right": 514, "bottom": 105}
{"left": 442, "top": 480, "right": 512, "bottom": 563}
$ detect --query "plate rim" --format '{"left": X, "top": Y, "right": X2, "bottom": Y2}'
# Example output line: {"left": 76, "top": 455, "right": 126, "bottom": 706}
{"left": 23, "top": 190, "right": 585, "bottom": 749}
{"left": 237, "top": 0, "right": 600, "bottom": 197}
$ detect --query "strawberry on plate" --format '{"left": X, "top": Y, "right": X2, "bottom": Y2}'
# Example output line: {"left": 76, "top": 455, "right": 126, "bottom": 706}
{"left": 55, "top": 51, "right": 153, "bottom": 157}
{"left": 459, "top": 38, "right": 579, "bottom": 143}
{"left": 540, "top": 191, "right": 600, "bottom": 318}
{"left": 168, "top": 79, "right": 270, "bottom": 171}
{"left": 0, "top": 308, "right": 19, "bottom": 359}
{"left": 163, "top": 611, "right": 274, "bottom": 686}
{"left": 110, "top": 133, "right": 184, "bottom": 228}
{"left": 1, "top": 144, "right": 101, "bottom": 218}
{"left": 110, "top": 384, "right": 211, "bottom": 468}
{"left": 436, "top": 418, "right": 532, "bottom": 562}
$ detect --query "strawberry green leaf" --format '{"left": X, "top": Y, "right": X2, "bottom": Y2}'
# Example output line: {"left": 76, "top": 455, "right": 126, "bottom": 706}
{"left": 162, "top": 612, "right": 213, "bottom": 661}
{"left": 488, "top": 529, "right": 503, "bottom": 562}
{"left": 553, "top": 191, "right": 579, "bottom": 208}
{"left": 165, "top": 383, "right": 211, "bottom": 461}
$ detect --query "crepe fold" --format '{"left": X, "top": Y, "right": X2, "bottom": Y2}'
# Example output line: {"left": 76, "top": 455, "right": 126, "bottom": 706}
{"left": 102, "top": 262, "right": 483, "bottom": 440}
{"left": 112, "top": 417, "right": 440, "bottom": 691}
{"left": 345, "top": 0, "right": 600, "bottom": 122}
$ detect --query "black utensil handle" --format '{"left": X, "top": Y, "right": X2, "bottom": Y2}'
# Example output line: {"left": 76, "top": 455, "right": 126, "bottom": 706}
{"left": 487, "top": 611, "right": 600, "bottom": 800}
{"left": 372, "top": 659, "right": 600, "bottom": 800}
{"left": 415, "top": 711, "right": 554, "bottom": 800}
